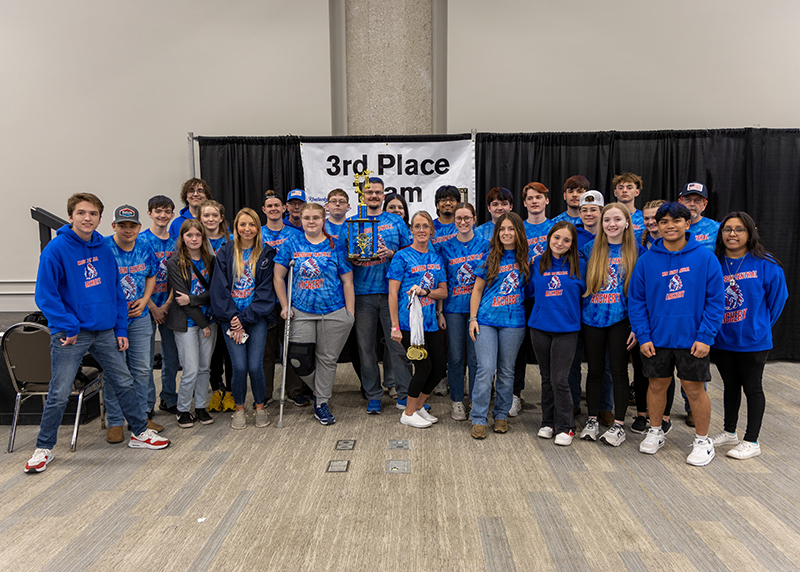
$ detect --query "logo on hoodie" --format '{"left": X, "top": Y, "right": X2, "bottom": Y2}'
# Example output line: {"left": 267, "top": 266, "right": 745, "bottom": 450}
{"left": 548, "top": 275, "right": 561, "bottom": 290}
{"left": 725, "top": 281, "right": 744, "bottom": 311}
{"left": 665, "top": 273, "right": 685, "bottom": 300}
{"left": 85, "top": 262, "right": 98, "bottom": 281}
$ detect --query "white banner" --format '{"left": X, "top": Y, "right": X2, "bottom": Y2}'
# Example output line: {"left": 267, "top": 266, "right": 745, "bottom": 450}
{"left": 300, "top": 138, "right": 475, "bottom": 219}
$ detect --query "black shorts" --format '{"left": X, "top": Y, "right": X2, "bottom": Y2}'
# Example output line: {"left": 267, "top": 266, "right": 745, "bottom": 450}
{"left": 641, "top": 347, "right": 711, "bottom": 382}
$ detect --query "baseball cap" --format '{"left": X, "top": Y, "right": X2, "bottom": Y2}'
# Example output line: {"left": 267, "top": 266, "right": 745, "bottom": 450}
{"left": 287, "top": 189, "right": 307, "bottom": 202}
{"left": 679, "top": 182, "right": 708, "bottom": 199}
{"left": 579, "top": 190, "right": 604, "bottom": 208}
{"left": 113, "top": 204, "right": 141, "bottom": 225}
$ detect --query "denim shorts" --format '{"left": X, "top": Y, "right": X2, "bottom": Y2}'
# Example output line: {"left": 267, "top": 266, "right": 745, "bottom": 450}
{"left": 641, "top": 347, "right": 711, "bottom": 382}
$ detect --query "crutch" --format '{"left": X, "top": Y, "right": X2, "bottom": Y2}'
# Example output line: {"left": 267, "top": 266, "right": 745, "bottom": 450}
{"left": 277, "top": 259, "right": 295, "bottom": 428}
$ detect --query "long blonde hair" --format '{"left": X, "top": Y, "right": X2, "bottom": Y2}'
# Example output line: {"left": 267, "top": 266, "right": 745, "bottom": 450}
{"left": 584, "top": 203, "right": 638, "bottom": 296}
{"left": 232, "top": 208, "right": 263, "bottom": 281}
{"left": 177, "top": 219, "right": 214, "bottom": 282}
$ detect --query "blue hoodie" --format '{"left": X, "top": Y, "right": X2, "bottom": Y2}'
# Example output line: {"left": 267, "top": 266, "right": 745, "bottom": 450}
{"left": 714, "top": 253, "right": 788, "bottom": 352}
{"left": 527, "top": 254, "right": 587, "bottom": 333}
{"left": 35, "top": 225, "right": 128, "bottom": 338}
{"left": 169, "top": 205, "right": 194, "bottom": 236}
{"left": 629, "top": 232, "right": 724, "bottom": 348}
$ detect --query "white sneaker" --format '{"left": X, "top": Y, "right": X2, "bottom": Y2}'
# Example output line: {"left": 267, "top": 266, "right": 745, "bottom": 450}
{"left": 24, "top": 448, "right": 53, "bottom": 473}
{"left": 508, "top": 395, "right": 522, "bottom": 417}
{"left": 129, "top": 428, "right": 170, "bottom": 450}
{"left": 687, "top": 437, "right": 715, "bottom": 466}
{"left": 433, "top": 378, "right": 448, "bottom": 396}
{"left": 580, "top": 418, "right": 599, "bottom": 441}
{"left": 727, "top": 441, "right": 761, "bottom": 460}
{"left": 451, "top": 401, "right": 467, "bottom": 421}
{"left": 554, "top": 431, "right": 574, "bottom": 446}
{"left": 416, "top": 408, "right": 438, "bottom": 424}
{"left": 640, "top": 427, "right": 666, "bottom": 454}
{"left": 400, "top": 411, "right": 432, "bottom": 428}
{"left": 537, "top": 426, "right": 554, "bottom": 439}
{"left": 711, "top": 431, "right": 738, "bottom": 446}
{"left": 600, "top": 424, "right": 627, "bottom": 447}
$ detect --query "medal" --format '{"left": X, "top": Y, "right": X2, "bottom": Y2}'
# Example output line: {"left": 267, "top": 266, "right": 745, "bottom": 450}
{"left": 407, "top": 345, "right": 426, "bottom": 360}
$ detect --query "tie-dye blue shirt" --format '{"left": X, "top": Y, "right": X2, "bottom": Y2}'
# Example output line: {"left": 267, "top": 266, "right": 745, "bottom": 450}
{"left": 137, "top": 229, "right": 177, "bottom": 308}
{"left": 209, "top": 236, "right": 228, "bottom": 253}
{"left": 387, "top": 247, "right": 446, "bottom": 332}
{"left": 630, "top": 209, "right": 645, "bottom": 243}
{"left": 186, "top": 257, "right": 212, "bottom": 328}
{"left": 325, "top": 220, "right": 346, "bottom": 241}
{"left": 343, "top": 211, "right": 413, "bottom": 295}
{"left": 232, "top": 247, "right": 256, "bottom": 312}
{"left": 689, "top": 217, "right": 720, "bottom": 251}
{"left": 104, "top": 236, "right": 157, "bottom": 324}
{"left": 524, "top": 219, "right": 554, "bottom": 261}
{"left": 552, "top": 211, "right": 582, "bottom": 226}
{"left": 438, "top": 235, "right": 490, "bottom": 314}
{"left": 261, "top": 224, "right": 301, "bottom": 254}
{"left": 431, "top": 219, "right": 458, "bottom": 253}
{"left": 475, "top": 221, "right": 495, "bottom": 242}
{"left": 274, "top": 235, "right": 353, "bottom": 315}
{"left": 475, "top": 249, "right": 526, "bottom": 328}
{"left": 580, "top": 242, "right": 644, "bottom": 327}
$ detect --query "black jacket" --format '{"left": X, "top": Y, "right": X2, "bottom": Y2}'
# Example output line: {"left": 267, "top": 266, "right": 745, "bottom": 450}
{"left": 165, "top": 255, "right": 214, "bottom": 332}
{"left": 210, "top": 241, "right": 277, "bottom": 329}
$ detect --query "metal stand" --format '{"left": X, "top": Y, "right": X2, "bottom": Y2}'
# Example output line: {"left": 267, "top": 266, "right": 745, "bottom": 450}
{"left": 277, "top": 260, "right": 295, "bottom": 428}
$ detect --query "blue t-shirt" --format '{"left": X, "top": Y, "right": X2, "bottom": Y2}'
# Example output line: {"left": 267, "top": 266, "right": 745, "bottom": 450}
{"left": 528, "top": 255, "right": 587, "bottom": 333}
{"left": 630, "top": 209, "right": 645, "bottom": 243}
{"left": 138, "top": 229, "right": 177, "bottom": 308}
{"left": 386, "top": 247, "right": 446, "bottom": 332}
{"left": 689, "top": 217, "right": 720, "bottom": 250}
{"left": 261, "top": 224, "right": 301, "bottom": 254}
{"left": 552, "top": 211, "right": 582, "bottom": 226}
{"left": 475, "top": 249, "right": 526, "bottom": 328}
{"left": 186, "top": 258, "right": 212, "bottom": 328}
{"left": 104, "top": 236, "right": 157, "bottom": 324}
{"left": 274, "top": 235, "right": 353, "bottom": 315}
{"left": 325, "top": 220, "right": 346, "bottom": 241}
{"left": 438, "top": 235, "right": 490, "bottom": 314}
{"left": 475, "top": 221, "right": 495, "bottom": 242}
{"left": 342, "top": 211, "right": 413, "bottom": 295}
{"left": 431, "top": 219, "right": 458, "bottom": 252}
{"left": 580, "top": 242, "right": 644, "bottom": 327}
{"left": 524, "top": 219, "right": 554, "bottom": 260}
{"left": 209, "top": 236, "right": 228, "bottom": 253}
{"left": 232, "top": 247, "right": 256, "bottom": 312}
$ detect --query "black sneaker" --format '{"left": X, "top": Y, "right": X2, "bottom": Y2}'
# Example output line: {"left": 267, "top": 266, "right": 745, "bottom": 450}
{"left": 195, "top": 408, "right": 214, "bottom": 425}
{"left": 630, "top": 415, "right": 648, "bottom": 434}
{"left": 177, "top": 411, "right": 195, "bottom": 428}
{"left": 147, "top": 409, "right": 155, "bottom": 420}
{"left": 288, "top": 394, "right": 310, "bottom": 407}
{"left": 159, "top": 400, "right": 178, "bottom": 415}
{"left": 662, "top": 419, "right": 673, "bottom": 435}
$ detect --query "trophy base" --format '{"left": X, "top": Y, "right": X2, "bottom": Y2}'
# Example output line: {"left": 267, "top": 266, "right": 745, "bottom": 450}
{"left": 347, "top": 255, "right": 382, "bottom": 262}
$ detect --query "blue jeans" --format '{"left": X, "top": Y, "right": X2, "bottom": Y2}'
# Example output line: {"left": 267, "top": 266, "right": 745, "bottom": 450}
{"left": 105, "top": 315, "right": 151, "bottom": 427}
{"left": 354, "top": 294, "right": 410, "bottom": 401}
{"left": 567, "top": 333, "right": 613, "bottom": 411}
{"left": 223, "top": 319, "right": 268, "bottom": 406}
{"left": 37, "top": 329, "right": 147, "bottom": 449}
{"left": 470, "top": 325, "right": 525, "bottom": 426}
{"left": 150, "top": 318, "right": 179, "bottom": 408}
{"left": 444, "top": 312, "right": 477, "bottom": 402}
{"left": 175, "top": 324, "right": 218, "bottom": 412}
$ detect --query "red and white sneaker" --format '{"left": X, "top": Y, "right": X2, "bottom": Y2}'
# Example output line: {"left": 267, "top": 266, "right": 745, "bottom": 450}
{"left": 24, "top": 448, "right": 53, "bottom": 473}
{"left": 129, "top": 428, "right": 170, "bottom": 450}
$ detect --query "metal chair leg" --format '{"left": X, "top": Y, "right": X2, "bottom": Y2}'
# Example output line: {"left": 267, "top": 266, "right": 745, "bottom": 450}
{"left": 71, "top": 391, "right": 84, "bottom": 452}
{"left": 99, "top": 383, "right": 106, "bottom": 430}
{"left": 8, "top": 393, "right": 22, "bottom": 453}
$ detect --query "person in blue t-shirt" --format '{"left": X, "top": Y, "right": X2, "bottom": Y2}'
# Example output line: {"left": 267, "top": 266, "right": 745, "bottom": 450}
{"left": 274, "top": 204, "right": 355, "bottom": 426}
{"left": 430, "top": 184, "right": 460, "bottom": 252}
{"left": 475, "top": 186, "right": 514, "bottom": 241}
{"left": 678, "top": 182, "right": 720, "bottom": 251}
{"left": 210, "top": 208, "right": 277, "bottom": 430}
{"left": 528, "top": 222, "right": 586, "bottom": 446}
{"left": 139, "top": 195, "right": 180, "bottom": 417}
{"left": 388, "top": 211, "right": 448, "bottom": 428}
{"left": 170, "top": 178, "right": 213, "bottom": 236}
{"left": 468, "top": 213, "right": 529, "bottom": 439}
{"left": 436, "top": 202, "right": 489, "bottom": 421}
{"left": 629, "top": 202, "right": 724, "bottom": 467}
{"left": 579, "top": 203, "right": 645, "bottom": 448}
{"left": 342, "top": 177, "right": 413, "bottom": 414}
{"left": 104, "top": 204, "right": 160, "bottom": 442}
{"left": 552, "top": 175, "right": 589, "bottom": 226}
{"left": 613, "top": 172, "right": 645, "bottom": 243}
{"left": 710, "top": 212, "right": 788, "bottom": 460}
{"left": 325, "top": 188, "right": 350, "bottom": 240}
{"left": 166, "top": 219, "right": 217, "bottom": 428}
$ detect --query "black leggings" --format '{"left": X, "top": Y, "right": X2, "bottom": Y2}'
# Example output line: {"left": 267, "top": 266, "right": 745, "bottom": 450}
{"left": 209, "top": 331, "right": 232, "bottom": 393}
{"left": 582, "top": 319, "right": 630, "bottom": 421}
{"left": 711, "top": 348, "right": 769, "bottom": 442}
{"left": 401, "top": 330, "right": 447, "bottom": 399}
{"left": 631, "top": 348, "right": 675, "bottom": 417}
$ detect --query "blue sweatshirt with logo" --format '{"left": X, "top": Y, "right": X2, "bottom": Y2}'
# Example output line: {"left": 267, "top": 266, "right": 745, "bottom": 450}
{"left": 35, "top": 225, "right": 128, "bottom": 338}
{"left": 527, "top": 255, "right": 587, "bottom": 333}
{"left": 629, "top": 232, "right": 724, "bottom": 348}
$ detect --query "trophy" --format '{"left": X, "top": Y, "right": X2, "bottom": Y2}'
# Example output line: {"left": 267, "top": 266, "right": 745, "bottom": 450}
{"left": 346, "top": 169, "right": 381, "bottom": 260}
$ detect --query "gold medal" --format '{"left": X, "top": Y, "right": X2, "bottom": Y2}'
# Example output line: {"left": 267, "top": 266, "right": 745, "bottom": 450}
{"left": 407, "top": 345, "right": 424, "bottom": 360}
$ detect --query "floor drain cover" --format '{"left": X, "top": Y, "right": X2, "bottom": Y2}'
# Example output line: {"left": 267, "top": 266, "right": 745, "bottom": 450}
{"left": 327, "top": 460, "right": 349, "bottom": 473}
{"left": 335, "top": 440, "right": 355, "bottom": 450}
{"left": 386, "top": 460, "right": 410, "bottom": 474}
{"left": 389, "top": 439, "right": 410, "bottom": 450}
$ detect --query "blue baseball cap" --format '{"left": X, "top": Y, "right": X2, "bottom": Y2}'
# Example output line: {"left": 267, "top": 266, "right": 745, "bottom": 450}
{"left": 287, "top": 188, "right": 306, "bottom": 202}
{"left": 679, "top": 182, "right": 708, "bottom": 199}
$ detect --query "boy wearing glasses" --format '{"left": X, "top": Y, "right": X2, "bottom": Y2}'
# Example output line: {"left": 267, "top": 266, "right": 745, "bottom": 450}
{"left": 678, "top": 182, "right": 719, "bottom": 251}
{"left": 325, "top": 188, "right": 350, "bottom": 240}
{"left": 431, "top": 185, "right": 461, "bottom": 251}
{"left": 170, "top": 178, "right": 212, "bottom": 236}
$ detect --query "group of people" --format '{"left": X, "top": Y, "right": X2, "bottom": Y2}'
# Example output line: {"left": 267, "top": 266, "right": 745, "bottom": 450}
{"left": 23, "top": 173, "right": 787, "bottom": 473}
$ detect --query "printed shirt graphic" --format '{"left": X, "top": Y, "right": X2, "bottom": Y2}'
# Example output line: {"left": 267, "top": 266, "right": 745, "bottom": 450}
{"left": 474, "top": 249, "right": 526, "bottom": 328}
{"left": 689, "top": 217, "right": 720, "bottom": 250}
{"left": 274, "top": 235, "right": 353, "bottom": 314}
{"left": 524, "top": 219, "right": 554, "bottom": 260}
{"left": 527, "top": 255, "right": 586, "bottom": 333}
{"left": 343, "top": 211, "right": 413, "bottom": 295}
{"left": 431, "top": 219, "right": 458, "bottom": 252}
{"left": 582, "top": 243, "right": 630, "bottom": 327}
{"left": 552, "top": 211, "right": 582, "bottom": 226}
{"left": 630, "top": 210, "right": 645, "bottom": 243}
{"left": 387, "top": 247, "right": 446, "bottom": 332}
{"left": 232, "top": 247, "right": 256, "bottom": 312}
{"left": 261, "top": 224, "right": 301, "bottom": 253}
{"left": 138, "top": 229, "right": 177, "bottom": 307}
{"left": 438, "top": 235, "right": 490, "bottom": 314}
{"left": 186, "top": 258, "right": 212, "bottom": 328}
{"left": 105, "top": 235, "right": 157, "bottom": 324}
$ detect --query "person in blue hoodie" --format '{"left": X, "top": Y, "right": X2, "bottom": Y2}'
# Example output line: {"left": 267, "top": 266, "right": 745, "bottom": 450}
{"left": 528, "top": 222, "right": 586, "bottom": 446}
{"left": 629, "top": 202, "right": 724, "bottom": 467}
{"left": 169, "top": 178, "right": 213, "bottom": 236}
{"left": 710, "top": 212, "right": 788, "bottom": 460}
{"left": 26, "top": 193, "right": 170, "bottom": 473}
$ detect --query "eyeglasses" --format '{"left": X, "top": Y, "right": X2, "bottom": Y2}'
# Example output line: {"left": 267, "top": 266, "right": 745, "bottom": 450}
{"left": 438, "top": 197, "right": 457, "bottom": 203}
{"left": 365, "top": 191, "right": 384, "bottom": 197}
{"left": 412, "top": 224, "right": 431, "bottom": 231}
{"left": 188, "top": 189, "right": 206, "bottom": 196}
{"left": 455, "top": 216, "right": 473, "bottom": 223}
{"left": 327, "top": 199, "right": 348, "bottom": 206}
{"left": 722, "top": 227, "right": 746, "bottom": 235}
{"left": 301, "top": 216, "right": 324, "bottom": 222}
{"left": 680, "top": 196, "right": 706, "bottom": 204}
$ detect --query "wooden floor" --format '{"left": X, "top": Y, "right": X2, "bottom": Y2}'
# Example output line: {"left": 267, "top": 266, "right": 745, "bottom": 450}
{"left": 2, "top": 361, "right": 800, "bottom": 572}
